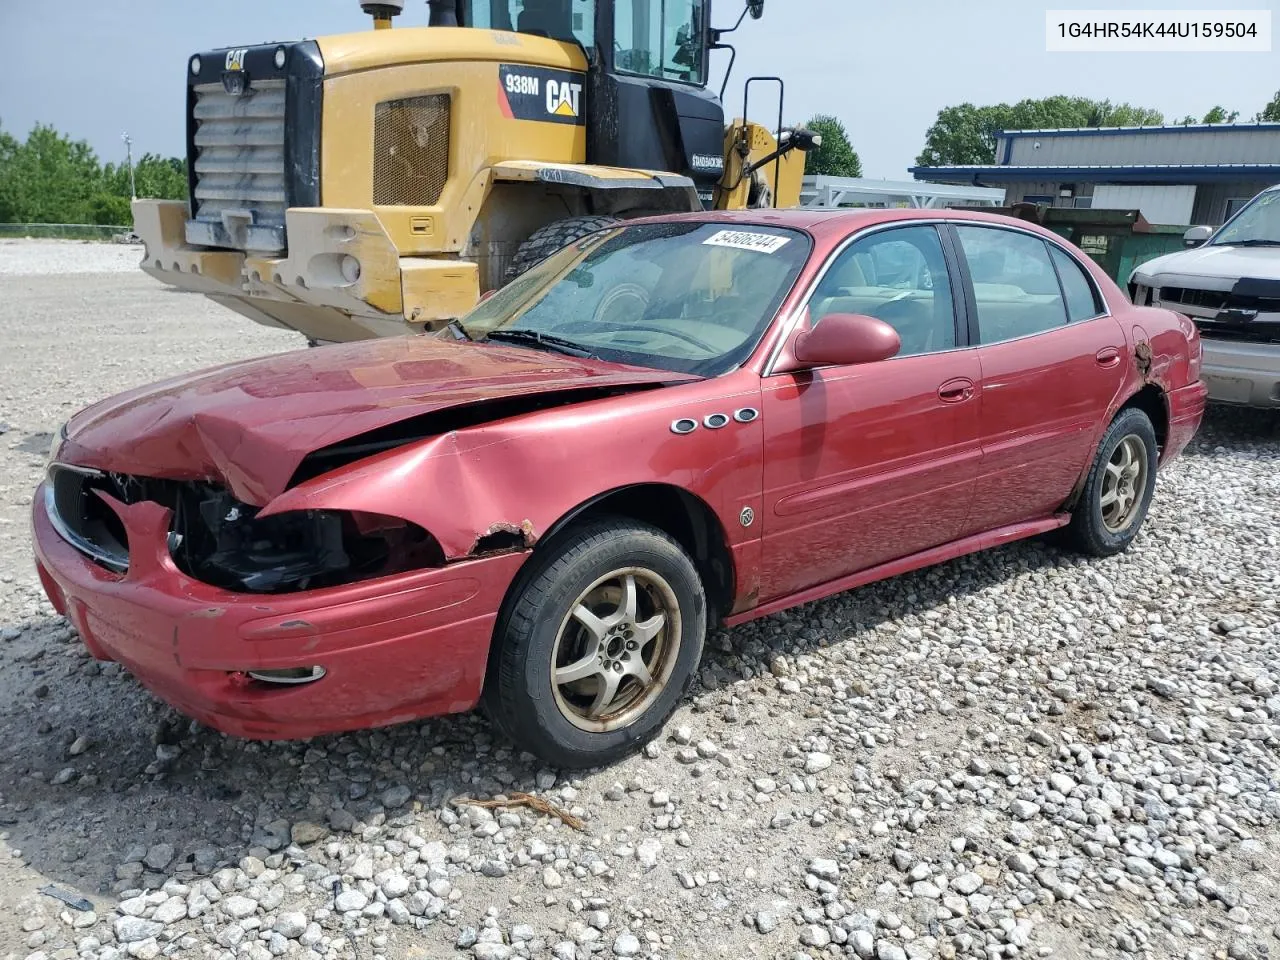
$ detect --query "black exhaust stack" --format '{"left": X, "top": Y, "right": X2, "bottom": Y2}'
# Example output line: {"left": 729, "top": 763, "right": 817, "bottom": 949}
{"left": 427, "top": 0, "right": 460, "bottom": 26}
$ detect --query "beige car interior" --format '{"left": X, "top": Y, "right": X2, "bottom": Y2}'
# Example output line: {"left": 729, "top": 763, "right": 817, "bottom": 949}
{"left": 809, "top": 235, "right": 955, "bottom": 356}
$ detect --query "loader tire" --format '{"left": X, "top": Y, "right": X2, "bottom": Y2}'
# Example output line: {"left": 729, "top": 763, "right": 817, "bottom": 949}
{"left": 505, "top": 215, "right": 621, "bottom": 283}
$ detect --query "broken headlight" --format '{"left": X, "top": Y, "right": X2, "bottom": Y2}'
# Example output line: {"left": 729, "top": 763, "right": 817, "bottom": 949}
{"left": 170, "top": 487, "right": 443, "bottom": 593}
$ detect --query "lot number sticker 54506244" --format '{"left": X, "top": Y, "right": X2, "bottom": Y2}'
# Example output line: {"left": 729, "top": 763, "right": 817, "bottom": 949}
{"left": 702, "top": 230, "right": 792, "bottom": 254}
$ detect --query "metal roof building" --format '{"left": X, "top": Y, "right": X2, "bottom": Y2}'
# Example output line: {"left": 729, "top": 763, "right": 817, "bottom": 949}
{"left": 911, "top": 122, "right": 1280, "bottom": 226}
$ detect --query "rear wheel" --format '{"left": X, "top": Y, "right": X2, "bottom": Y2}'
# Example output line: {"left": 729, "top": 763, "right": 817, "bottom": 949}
{"left": 1065, "top": 407, "right": 1158, "bottom": 557}
{"left": 505, "top": 215, "right": 621, "bottom": 283}
{"left": 484, "top": 519, "right": 706, "bottom": 769}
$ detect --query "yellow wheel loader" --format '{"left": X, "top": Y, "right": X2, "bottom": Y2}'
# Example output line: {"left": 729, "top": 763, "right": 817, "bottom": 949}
{"left": 133, "top": 0, "right": 818, "bottom": 345}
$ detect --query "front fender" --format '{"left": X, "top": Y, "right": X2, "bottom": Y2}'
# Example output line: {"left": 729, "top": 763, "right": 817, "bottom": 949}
{"left": 258, "top": 377, "right": 765, "bottom": 561}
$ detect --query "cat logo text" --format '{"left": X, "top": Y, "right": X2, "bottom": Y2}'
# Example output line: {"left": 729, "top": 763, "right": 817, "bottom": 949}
{"left": 545, "top": 79, "right": 582, "bottom": 119}
{"left": 497, "top": 64, "right": 587, "bottom": 127}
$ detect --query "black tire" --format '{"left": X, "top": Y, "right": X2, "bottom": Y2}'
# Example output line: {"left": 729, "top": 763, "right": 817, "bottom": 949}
{"left": 483, "top": 518, "right": 707, "bottom": 769}
{"left": 505, "top": 215, "right": 621, "bottom": 283}
{"left": 1064, "top": 407, "right": 1159, "bottom": 557}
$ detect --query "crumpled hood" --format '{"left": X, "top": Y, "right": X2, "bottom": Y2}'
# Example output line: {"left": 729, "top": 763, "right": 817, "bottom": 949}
{"left": 1132, "top": 244, "right": 1280, "bottom": 285}
{"left": 60, "top": 336, "right": 695, "bottom": 504}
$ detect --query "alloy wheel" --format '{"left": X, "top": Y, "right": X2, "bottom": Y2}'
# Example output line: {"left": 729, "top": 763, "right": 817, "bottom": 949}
{"left": 550, "top": 568, "right": 682, "bottom": 733}
{"left": 1100, "top": 435, "right": 1148, "bottom": 533}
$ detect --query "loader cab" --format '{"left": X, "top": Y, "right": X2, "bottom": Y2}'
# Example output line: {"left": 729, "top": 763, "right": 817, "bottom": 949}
{"left": 462, "top": 1, "right": 728, "bottom": 201}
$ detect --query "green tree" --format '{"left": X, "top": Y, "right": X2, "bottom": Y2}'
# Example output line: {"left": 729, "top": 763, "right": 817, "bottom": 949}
{"left": 88, "top": 193, "right": 133, "bottom": 225}
{"left": 915, "top": 97, "right": 1164, "bottom": 166}
{"left": 1257, "top": 89, "right": 1280, "bottom": 122}
{"left": 801, "top": 114, "right": 862, "bottom": 178}
{"left": 0, "top": 120, "right": 187, "bottom": 225}
{"left": 1202, "top": 106, "right": 1240, "bottom": 124}
{"left": 1084, "top": 99, "right": 1164, "bottom": 126}
{"left": 0, "top": 123, "right": 103, "bottom": 222}
{"left": 0, "top": 124, "right": 20, "bottom": 222}
{"left": 913, "top": 104, "right": 1002, "bottom": 167}
{"left": 103, "top": 154, "right": 188, "bottom": 202}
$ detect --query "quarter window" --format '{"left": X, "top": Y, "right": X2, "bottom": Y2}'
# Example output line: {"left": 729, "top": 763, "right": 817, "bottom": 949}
{"left": 809, "top": 226, "right": 957, "bottom": 357}
{"left": 955, "top": 226, "right": 1067, "bottom": 344}
{"left": 614, "top": 0, "right": 707, "bottom": 84}
{"left": 1049, "top": 245, "right": 1103, "bottom": 322}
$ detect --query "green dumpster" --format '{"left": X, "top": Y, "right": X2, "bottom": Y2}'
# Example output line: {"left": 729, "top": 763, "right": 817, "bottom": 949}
{"left": 952, "top": 203, "right": 1189, "bottom": 287}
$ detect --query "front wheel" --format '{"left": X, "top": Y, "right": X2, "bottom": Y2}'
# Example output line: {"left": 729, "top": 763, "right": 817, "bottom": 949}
{"left": 484, "top": 519, "right": 706, "bottom": 769}
{"left": 1065, "top": 406, "right": 1158, "bottom": 557}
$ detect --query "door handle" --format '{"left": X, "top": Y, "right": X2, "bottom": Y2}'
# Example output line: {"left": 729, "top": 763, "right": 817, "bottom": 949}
{"left": 938, "top": 377, "right": 974, "bottom": 403}
{"left": 1096, "top": 347, "right": 1122, "bottom": 368}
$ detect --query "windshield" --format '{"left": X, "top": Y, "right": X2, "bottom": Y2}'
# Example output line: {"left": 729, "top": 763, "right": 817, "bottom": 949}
{"left": 1211, "top": 188, "right": 1280, "bottom": 246}
{"left": 458, "top": 222, "right": 811, "bottom": 376}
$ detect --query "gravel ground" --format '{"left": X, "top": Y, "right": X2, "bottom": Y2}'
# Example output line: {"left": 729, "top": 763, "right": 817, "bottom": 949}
{"left": 0, "top": 240, "right": 145, "bottom": 276}
{"left": 1, "top": 244, "right": 1278, "bottom": 960}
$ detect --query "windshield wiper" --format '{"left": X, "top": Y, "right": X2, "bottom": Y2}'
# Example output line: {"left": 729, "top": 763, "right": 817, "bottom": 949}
{"left": 485, "top": 329, "right": 598, "bottom": 359}
{"left": 445, "top": 319, "right": 472, "bottom": 341}
{"left": 1227, "top": 239, "right": 1280, "bottom": 247}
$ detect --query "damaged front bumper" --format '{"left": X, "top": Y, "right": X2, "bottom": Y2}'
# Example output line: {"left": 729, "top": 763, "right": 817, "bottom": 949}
{"left": 32, "top": 482, "right": 526, "bottom": 740}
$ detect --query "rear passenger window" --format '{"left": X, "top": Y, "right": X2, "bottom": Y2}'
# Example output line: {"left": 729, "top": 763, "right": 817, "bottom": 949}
{"left": 1049, "top": 245, "right": 1103, "bottom": 321}
{"left": 955, "top": 226, "right": 1068, "bottom": 344}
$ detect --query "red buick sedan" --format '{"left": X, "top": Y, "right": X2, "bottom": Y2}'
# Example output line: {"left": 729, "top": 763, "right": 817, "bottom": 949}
{"left": 34, "top": 210, "right": 1207, "bottom": 768}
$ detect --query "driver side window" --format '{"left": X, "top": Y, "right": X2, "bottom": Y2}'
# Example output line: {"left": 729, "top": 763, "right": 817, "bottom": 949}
{"left": 809, "top": 225, "right": 957, "bottom": 357}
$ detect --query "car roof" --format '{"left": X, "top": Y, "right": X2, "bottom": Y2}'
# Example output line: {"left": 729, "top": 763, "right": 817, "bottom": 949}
{"left": 653, "top": 207, "right": 1055, "bottom": 240}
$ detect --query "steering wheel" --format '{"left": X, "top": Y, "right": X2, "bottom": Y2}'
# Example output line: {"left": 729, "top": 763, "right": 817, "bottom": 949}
{"left": 593, "top": 283, "right": 650, "bottom": 326}
{"left": 609, "top": 323, "right": 720, "bottom": 354}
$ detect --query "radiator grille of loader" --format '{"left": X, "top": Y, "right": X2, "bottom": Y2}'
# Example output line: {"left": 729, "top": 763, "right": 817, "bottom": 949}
{"left": 190, "top": 79, "right": 288, "bottom": 250}
{"left": 373, "top": 95, "right": 451, "bottom": 207}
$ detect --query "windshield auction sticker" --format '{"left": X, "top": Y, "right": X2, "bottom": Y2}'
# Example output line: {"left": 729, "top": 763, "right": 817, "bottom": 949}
{"left": 1046, "top": 9, "right": 1271, "bottom": 51}
{"left": 703, "top": 230, "right": 792, "bottom": 254}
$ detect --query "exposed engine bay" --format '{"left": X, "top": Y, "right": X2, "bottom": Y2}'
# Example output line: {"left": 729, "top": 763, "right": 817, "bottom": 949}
{"left": 47, "top": 466, "right": 443, "bottom": 594}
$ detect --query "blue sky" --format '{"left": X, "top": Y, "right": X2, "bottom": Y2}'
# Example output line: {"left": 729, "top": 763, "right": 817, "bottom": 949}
{"left": 0, "top": 0, "right": 1276, "bottom": 177}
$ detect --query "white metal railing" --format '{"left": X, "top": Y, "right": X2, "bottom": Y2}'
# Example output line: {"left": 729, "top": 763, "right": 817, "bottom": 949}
{"left": 800, "top": 176, "right": 1007, "bottom": 210}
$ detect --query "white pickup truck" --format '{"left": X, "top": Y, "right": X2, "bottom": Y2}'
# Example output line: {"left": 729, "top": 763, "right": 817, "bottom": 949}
{"left": 1129, "top": 184, "right": 1280, "bottom": 408}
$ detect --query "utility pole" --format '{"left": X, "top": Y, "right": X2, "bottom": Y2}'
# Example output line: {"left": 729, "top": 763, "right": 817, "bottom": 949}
{"left": 121, "top": 132, "right": 136, "bottom": 199}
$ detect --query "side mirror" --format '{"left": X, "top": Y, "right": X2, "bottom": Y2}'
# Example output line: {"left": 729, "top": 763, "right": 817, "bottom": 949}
{"left": 1183, "top": 225, "right": 1213, "bottom": 248}
{"left": 792, "top": 313, "right": 901, "bottom": 367}
{"left": 747, "top": 0, "right": 765, "bottom": 19}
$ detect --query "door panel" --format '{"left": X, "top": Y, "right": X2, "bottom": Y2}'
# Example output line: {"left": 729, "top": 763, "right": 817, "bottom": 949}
{"left": 949, "top": 224, "right": 1127, "bottom": 533}
{"left": 760, "top": 350, "right": 983, "bottom": 602}
{"left": 969, "top": 317, "right": 1127, "bottom": 529}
